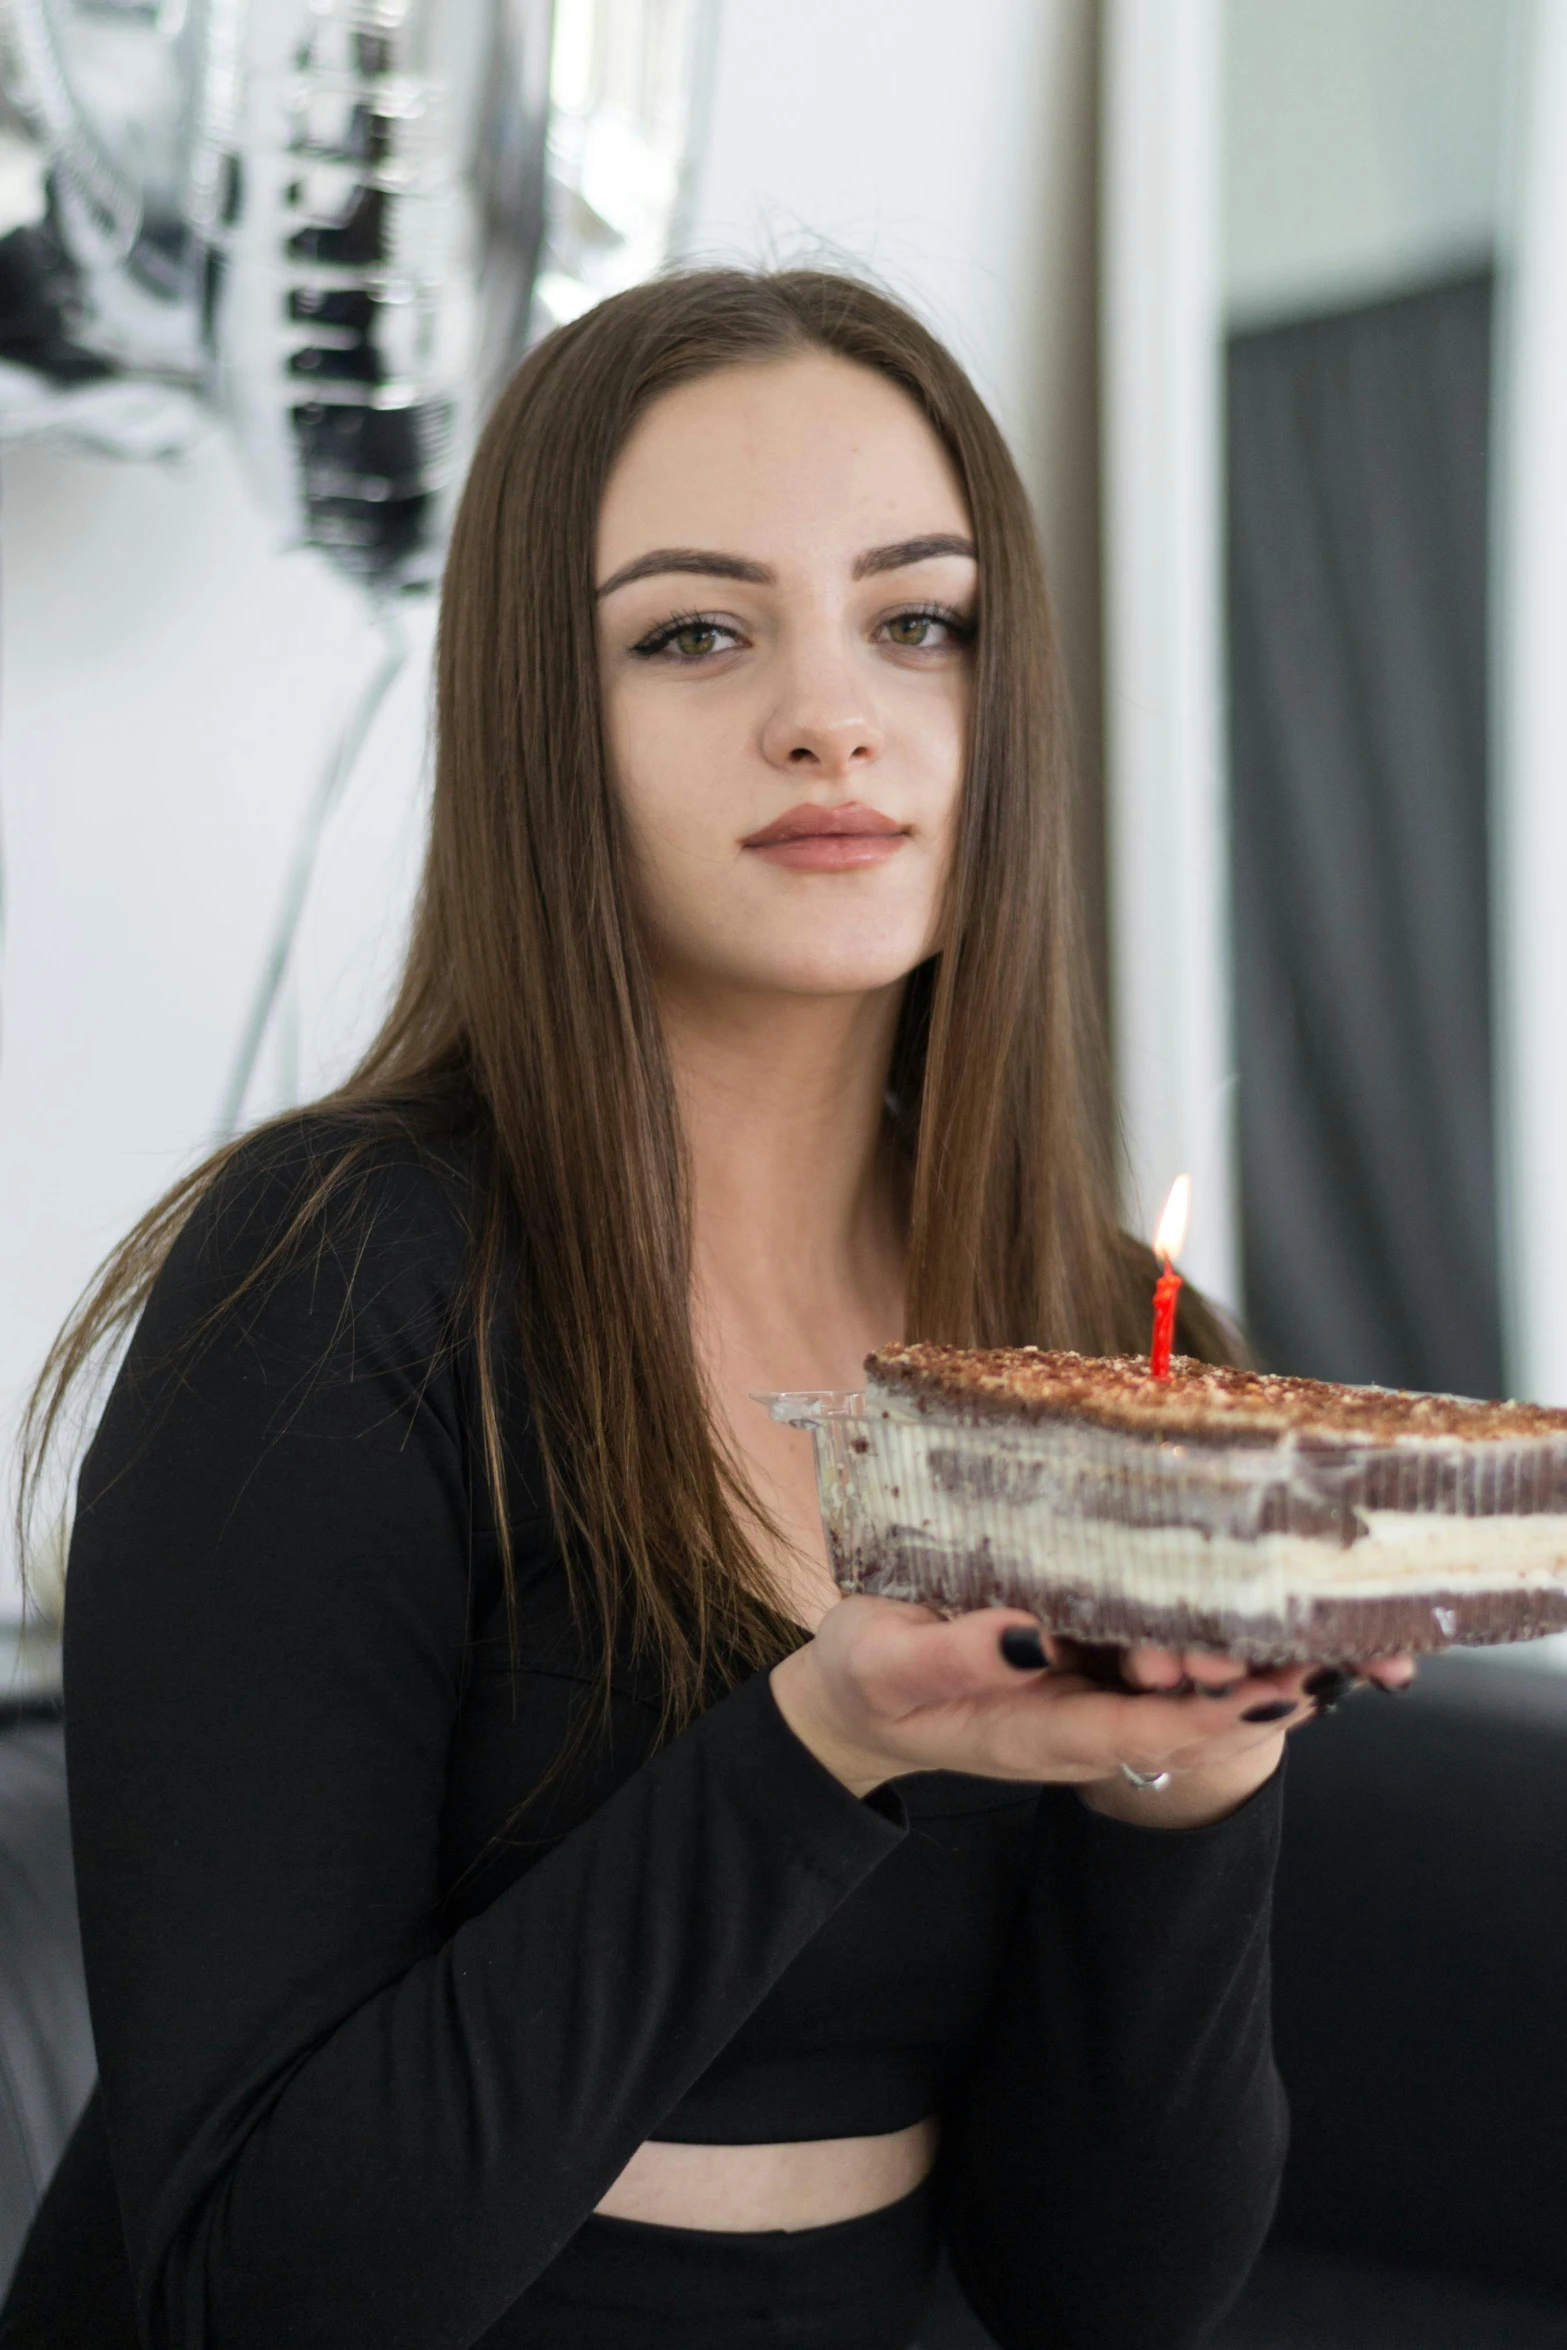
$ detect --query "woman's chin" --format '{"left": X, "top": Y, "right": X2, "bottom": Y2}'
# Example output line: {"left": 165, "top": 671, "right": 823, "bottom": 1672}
{"left": 649, "top": 911, "right": 938, "bottom": 1005}
{"left": 687, "top": 949, "right": 931, "bottom": 1003}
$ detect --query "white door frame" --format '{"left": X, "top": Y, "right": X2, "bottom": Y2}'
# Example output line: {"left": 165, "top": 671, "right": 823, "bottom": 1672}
{"left": 1496, "top": 0, "right": 1567, "bottom": 1403}
{"left": 1101, "top": 0, "right": 1237, "bottom": 1309}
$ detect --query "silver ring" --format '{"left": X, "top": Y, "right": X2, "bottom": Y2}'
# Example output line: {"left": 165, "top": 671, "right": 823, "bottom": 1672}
{"left": 1119, "top": 1764, "right": 1172, "bottom": 1792}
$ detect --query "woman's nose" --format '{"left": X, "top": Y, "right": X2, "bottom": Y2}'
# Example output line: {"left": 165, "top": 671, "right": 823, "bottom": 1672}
{"left": 759, "top": 650, "right": 885, "bottom": 778}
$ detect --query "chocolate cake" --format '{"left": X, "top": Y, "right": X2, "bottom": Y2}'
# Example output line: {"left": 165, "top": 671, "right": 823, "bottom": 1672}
{"left": 761, "top": 1347, "right": 1567, "bottom": 1663}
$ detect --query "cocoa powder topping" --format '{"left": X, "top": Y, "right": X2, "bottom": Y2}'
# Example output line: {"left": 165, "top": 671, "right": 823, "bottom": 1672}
{"left": 866, "top": 1344, "right": 1567, "bottom": 1447}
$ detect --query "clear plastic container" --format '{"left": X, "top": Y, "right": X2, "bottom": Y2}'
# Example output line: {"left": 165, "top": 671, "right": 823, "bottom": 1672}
{"left": 758, "top": 1390, "right": 1567, "bottom": 1661}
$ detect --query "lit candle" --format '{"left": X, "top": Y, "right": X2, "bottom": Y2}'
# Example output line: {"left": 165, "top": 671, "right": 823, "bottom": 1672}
{"left": 1149, "top": 1174, "right": 1191, "bottom": 1382}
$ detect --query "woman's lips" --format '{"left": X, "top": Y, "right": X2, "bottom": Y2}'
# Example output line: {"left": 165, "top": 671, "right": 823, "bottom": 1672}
{"left": 750, "top": 834, "right": 909, "bottom": 870}
{"left": 740, "top": 802, "right": 910, "bottom": 872}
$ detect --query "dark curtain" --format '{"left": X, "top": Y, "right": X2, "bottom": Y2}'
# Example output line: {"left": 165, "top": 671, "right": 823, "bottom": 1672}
{"left": 1227, "top": 270, "right": 1502, "bottom": 1397}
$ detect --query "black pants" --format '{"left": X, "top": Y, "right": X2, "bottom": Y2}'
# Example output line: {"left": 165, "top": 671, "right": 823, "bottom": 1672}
{"left": 498, "top": 2175, "right": 943, "bottom": 2349}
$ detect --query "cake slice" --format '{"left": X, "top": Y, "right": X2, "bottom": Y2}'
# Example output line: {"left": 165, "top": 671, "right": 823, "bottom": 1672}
{"left": 789, "top": 1344, "right": 1567, "bottom": 1661}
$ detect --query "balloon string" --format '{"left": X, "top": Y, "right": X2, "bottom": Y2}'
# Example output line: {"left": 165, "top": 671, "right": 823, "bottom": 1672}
{"left": 216, "top": 600, "right": 407, "bottom": 1139}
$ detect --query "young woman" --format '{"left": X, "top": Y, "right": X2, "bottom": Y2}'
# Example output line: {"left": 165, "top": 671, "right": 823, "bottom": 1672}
{"left": 6, "top": 269, "right": 1408, "bottom": 2350}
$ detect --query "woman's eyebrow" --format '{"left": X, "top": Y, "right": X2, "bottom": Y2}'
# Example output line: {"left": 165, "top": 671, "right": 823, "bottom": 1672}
{"left": 595, "top": 532, "right": 977, "bottom": 600}
{"left": 852, "top": 533, "right": 977, "bottom": 577}
{"left": 597, "top": 548, "right": 772, "bottom": 598}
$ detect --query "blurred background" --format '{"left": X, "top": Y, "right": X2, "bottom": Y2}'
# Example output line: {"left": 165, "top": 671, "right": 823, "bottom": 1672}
{"left": 4, "top": 8, "right": 1567, "bottom": 2341}
{"left": 2, "top": 0, "right": 1565, "bottom": 1626}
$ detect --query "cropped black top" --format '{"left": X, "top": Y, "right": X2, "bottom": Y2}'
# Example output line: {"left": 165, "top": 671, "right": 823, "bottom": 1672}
{"left": 14, "top": 1125, "right": 1287, "bottom": 2350}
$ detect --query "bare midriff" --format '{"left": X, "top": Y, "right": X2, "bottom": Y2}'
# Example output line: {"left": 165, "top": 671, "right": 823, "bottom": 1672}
{"left": 592, "top": 2116, "right": 941, "bottom": 2231}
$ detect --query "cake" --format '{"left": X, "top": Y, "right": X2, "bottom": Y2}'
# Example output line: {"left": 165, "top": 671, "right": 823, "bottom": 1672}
{"left": 761, "top": 1346, "right": 1567, "bottom": 1663}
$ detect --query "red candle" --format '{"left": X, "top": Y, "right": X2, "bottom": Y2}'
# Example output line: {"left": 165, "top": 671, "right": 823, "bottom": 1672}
{"left": 1148, "top": 1174, "right": 1191, "bottom": 1382}
{"left": 1150, "top": 1261, "right": 1183, "bottom": 1380}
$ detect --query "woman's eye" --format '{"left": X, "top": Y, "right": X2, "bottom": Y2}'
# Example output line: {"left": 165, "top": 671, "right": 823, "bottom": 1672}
{"left": 881, "top": 609, "right": 972, "bottom": 651}
{"left": 632, "top": 616, "right": 741, "bottom": 660}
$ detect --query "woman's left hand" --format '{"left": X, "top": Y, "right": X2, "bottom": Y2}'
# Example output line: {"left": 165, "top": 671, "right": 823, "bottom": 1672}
{"left": 770, "top": 1598, "right": 1416, "bottom": 1830}
{"left": 1072, "top": 1639, "right": 1415, "bottom": 1827}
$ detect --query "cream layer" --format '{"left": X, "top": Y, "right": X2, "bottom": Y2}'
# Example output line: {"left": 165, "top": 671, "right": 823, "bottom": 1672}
{"left": 817, "top": 1413, "right": 1567, "bottom": 1623}
{"left": 985, "top": 1511, "right": 1567, "bottom": 1617}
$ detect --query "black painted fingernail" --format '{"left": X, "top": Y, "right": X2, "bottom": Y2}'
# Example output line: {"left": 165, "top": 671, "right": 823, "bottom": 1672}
{"left": 1304, "top": 1667, "right": 1355, "bottom": 1703}
{"left": 1240, "top": 1698, "right": 1297, "bottom": 1724}
{"left": 1199, "top": 1681, "right": 1242, "bottom": 1699}
{"left": 1000, "top": 1626, "right": 1047, "bottom": 1672}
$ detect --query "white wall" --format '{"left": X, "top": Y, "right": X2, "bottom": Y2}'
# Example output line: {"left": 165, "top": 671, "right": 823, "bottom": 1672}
{"left": 0, "top": 0, "right": 1101, "bottom": 1615}
{"left": 1222, "top": 0, "right": 1518, "bottom": 326}
{"left": 0, "top": 435, "right": 438, "bottom": 1608}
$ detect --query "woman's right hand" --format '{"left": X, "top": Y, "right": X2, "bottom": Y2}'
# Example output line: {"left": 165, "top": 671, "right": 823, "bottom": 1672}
{"left": 770, "top": 1594, "right": 1411, "bottom": 1830}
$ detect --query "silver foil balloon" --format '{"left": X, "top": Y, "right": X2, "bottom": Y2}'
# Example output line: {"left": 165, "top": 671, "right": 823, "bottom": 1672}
{"left": 206, "top": 0, "right": 552, "bottom": 590}
{"left": 2, "top": 0, "right": 205, "bottom": 374}
{"left": 533, "top": 0, "right": 715, "bottom": 335}
{"left": 3, "top": 0, "right": 715, "bottom": 588}
{"left": 0, "top": 0, "right": 210, "bottom": 452}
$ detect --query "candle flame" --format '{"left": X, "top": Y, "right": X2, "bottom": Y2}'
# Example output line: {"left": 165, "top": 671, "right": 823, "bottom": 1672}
{"left": 1153, "top": 1173, "right": 1191, "bottom": 1265}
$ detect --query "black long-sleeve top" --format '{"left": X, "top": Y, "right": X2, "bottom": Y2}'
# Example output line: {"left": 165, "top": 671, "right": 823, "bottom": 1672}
{"left": 39, "top": 1126, "right": 1286, "bottom": 2350}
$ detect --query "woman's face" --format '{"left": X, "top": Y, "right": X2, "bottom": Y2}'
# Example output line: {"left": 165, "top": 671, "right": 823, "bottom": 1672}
{"left": 595, "top": 352, "right": 975, "bottom": 1001}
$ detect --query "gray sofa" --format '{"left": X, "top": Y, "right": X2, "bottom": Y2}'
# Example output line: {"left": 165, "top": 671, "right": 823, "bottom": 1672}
{"left": 0, "top": 1700, "right": 94, "bottom": 2300}
{"left": 5, "top": 1658, "right": 1567, "bottom": 2344}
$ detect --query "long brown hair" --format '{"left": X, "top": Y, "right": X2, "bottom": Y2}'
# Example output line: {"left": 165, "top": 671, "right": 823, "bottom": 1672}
{"left": 22, "top": 267, "right": 1220, "bottom": 1728}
